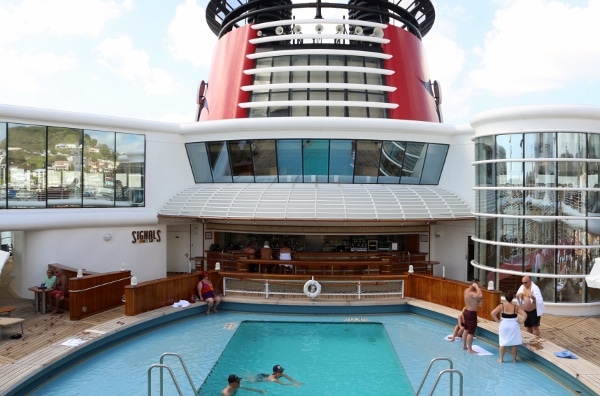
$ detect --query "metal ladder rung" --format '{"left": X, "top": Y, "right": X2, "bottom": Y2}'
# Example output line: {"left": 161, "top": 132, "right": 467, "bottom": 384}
{"left": 415, "top": 356, "right": 463, "bottom": 396}
{"left": 148, "top": 352, "right": 197, "bottom": 395}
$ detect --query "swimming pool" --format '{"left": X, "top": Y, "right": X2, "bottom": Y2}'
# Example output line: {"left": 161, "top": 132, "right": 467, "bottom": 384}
{"left": 197, "top": 321, "right": 412, "bottom": 395}
{"left": 23, "top": 308, "right": 592, "bottom": 396}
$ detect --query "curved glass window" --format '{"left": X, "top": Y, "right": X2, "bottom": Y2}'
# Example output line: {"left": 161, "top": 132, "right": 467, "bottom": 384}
{"left": 473, "top": 131, "right": 600, "bottom": 304}
{"left": 185, "top": 139, "right": 448, "bottom": 185}
{"left": 0, "top": 122, "right": 145, "bottom": 209}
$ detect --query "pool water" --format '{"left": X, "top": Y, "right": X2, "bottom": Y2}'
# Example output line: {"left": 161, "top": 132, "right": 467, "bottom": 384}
{"left": 29, "top": 312, "right": 588, "bottom": 396}
{"left": 197, "top": 321, "right": 411, "bottom": 395}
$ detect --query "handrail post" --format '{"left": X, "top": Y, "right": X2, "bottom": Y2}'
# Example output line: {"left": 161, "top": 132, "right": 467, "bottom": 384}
{"left": 159, "top": 352, "right": 197, "bottom": 394}
{"left": 357, "top": 281, "right": 362, "bottom": 300}
{"left": 415, "top": 357, "right": 453, "bottom": 396}
{"left": 147, "top": 364, "right": 184, "bottom": 396}
{"left": 265, "top": 280, "right": 270, "bottom": 299}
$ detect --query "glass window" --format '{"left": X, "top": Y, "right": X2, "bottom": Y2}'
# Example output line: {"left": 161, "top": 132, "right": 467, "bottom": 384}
{"left": 400, "top": 142, "right": 426, "bottom": 184}
{"left": 45, "top": 127, "right": 83, "bottom": 208}
{"left": 182, "top": 138, "right": 450, "bottom": 186}
{"left": 229, "top": 140, "right": 255, "bottom": 182}
{"left": 255, "top": 58, "right": 272, "bottom": 68}
{"left": 252, "top": 140, "right": 277, "bottom": 182}
{"left": 353, "top": 140, "right": 380, "bottom": 183}
{"left": 7, "top": 123, "right": 46, "bottom": 208}
{"left": 268, "top": 91, "right": 289, "bottom": 117}
{"left": 329, "top": 140, "right": 354, "bottom": 182}
{"left": 186, "top": 143, "right": 212, "bottom": 182}
{"left": 421, "top": 144, "right": 448, "bottom": 184}
{"left": 328, "top": 91, "right": 345, "bottom": 117}
{"left": 558, "top": 132, "right": 585, "bottom": 188}
{"left": 207, "top": 141, "right": 233, "bottom": 182}
{"left": 1, "top": 124, "right": 145, "bottom": 209}
{"left": 254, "top": 73, "right": 271, "bottom": 86}
{"left": 271, "top": 70, "right": 289, "bottom": 85}
{"left": 303, "top": 139, "right": 328, "bottom": 182}
{"left": 0, "top": 123, "right": 6, "bottom": 208}
{"left": 365, "top": 73, "right": 381, "bottom": 85}
{"left": 84, "top": 130, "right": 116, "bottom": 205}
{"left": 277, "top": 140, "right": 302, "bottom": 182}
{"left": 495, "top": 134, "right": 523, "bottom": 186}
{"left": 347, "top": 71, "right": 364, "bottom": 85}
{"left": 378, "top": 141, "right": 403, "bottom": 183}
{"left": 115, "top": 133, "right": 145, "bottom": 206}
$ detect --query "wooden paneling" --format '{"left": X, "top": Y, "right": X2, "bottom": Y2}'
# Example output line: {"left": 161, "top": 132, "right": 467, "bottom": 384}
{"left": 69, "top": 271, "right": 132, "bottom": 320}
{"left": 405, "top": 273, "right": 501, "bottom": 321}
{"left": 124, "top": 272, "right": 201, "bottom": 316}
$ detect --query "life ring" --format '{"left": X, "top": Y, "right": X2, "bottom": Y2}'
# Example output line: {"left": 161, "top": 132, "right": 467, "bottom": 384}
{"left": 303, "top": 279, "right": 322, "bottom": 298}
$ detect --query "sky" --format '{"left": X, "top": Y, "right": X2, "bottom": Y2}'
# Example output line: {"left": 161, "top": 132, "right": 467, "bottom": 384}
{"left": 0, "top": 0, "right": 599, "bottom": 126}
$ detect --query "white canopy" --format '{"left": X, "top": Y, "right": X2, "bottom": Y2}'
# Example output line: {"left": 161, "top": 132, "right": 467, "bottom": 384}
{"left": 159, "top": 183, "right": 473, "bottom": 222}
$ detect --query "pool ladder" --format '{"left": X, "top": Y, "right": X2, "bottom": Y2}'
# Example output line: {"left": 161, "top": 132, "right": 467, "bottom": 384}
{"left": 147, "top": 352, "right": 198, "bottom": 395}
{"left": 415, "top": 357, "right": 463, "bottom": 396}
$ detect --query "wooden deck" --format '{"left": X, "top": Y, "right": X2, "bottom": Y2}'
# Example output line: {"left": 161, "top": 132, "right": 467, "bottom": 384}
{"left": 2, "top": 275, "right": 600, "bottom": 394}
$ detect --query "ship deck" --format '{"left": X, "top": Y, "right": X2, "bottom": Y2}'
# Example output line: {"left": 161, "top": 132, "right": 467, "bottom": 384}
{"left": 1, "top": 275, "right": 600, "bottom": 394}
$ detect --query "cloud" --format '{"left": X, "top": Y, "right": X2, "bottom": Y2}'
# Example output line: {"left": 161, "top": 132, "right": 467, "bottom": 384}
{"left": 423, "top": 4, "right": 472, "bottom": 123}
{"left": 94, "top": 35, "right": 178, "bottom": 96}
{"left": 0, "top": 0, "right": 130, "bottom": 44}
{"left": 168, "top": 0, "right": 216, "bottom": 67}
{"left": 0, "top": 48, "right": 77, "bottom": 92}
{"left": 470, "top": 0, "right": 600, "bottom": 96}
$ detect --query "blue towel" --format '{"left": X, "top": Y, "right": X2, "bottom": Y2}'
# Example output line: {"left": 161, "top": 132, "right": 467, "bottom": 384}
{"left": 554, "top": 350, "right": 578, "bottom": 359}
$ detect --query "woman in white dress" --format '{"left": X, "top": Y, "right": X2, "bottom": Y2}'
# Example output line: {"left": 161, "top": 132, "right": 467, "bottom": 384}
{"left": 491, "top": 290, "right": 526, "bottom": 363}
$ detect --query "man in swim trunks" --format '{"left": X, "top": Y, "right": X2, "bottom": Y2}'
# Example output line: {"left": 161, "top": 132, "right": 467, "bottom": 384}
{"left": 253, "top": 365, "right": 302, "bottom": 386}
{"left": 516, "top": 275, "right": 545, "bottom": 336}
{"left": 462, "top": 281, "right": 483, "bottom": 354}
{"left": 222, "top": 374, "right": 265, "bottom": 395}
{"left": 49, "top": 268, "right": 69, "bottom": 314}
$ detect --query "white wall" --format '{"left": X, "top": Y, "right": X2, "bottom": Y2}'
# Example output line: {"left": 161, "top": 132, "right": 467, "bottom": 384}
{"left": 429, "top": 220, "right": 474, "bottom": 282}
{"left": 12, "top": 225, "right": 167, "bottom": 299}
{"left": 438, "top": 126, "right": 475, "bottom": 210}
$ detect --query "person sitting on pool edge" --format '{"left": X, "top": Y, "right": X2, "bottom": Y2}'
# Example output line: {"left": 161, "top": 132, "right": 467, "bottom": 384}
{"left": 252, "top": 365, "right": 302, "bottom": 386}
{"left": 222, "top": 374, "right": 265, "bottom": 395}
{"left": 197, "top": 271, "right": 221, "bottom": 315}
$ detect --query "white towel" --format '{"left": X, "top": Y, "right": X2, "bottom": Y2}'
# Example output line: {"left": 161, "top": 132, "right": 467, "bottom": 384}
{"left": 61, "top": 338, "right": 86, "bottom": 346}
{"left": 472, "top": 345, "right": 493, "bottom": 356}
{"left": 172, "top": 300, "right": 190, "bottom": 308}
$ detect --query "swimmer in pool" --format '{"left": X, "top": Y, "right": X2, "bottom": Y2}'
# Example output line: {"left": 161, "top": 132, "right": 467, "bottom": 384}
{"left": 222, "top": 374, "right": 265, "bottom": 395}
{"left": 251, "top": 365, "right": 302, "bottom": 386}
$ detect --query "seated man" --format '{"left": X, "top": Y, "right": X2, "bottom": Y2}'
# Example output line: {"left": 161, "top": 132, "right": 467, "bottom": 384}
{"left": 260, "top": 241, "right": 274, "bottom": 273}
{"left": 49, "top": 268, "right": 69, "bottom": 314}
{"left": 278, "top": 243, "right": 294, "bottom": 273}
{"left": 243, "top": 241, "right": 258, "bottom": 272}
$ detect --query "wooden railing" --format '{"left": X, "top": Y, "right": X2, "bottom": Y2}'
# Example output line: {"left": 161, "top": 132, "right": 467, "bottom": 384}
{"left": 122, "top": 271, "right": 501, "bottom": 321}
{"left": 405, "top": 273, "right": 501, "bottom": 321}
{"left": 68, "top": 270, "right": 132, "bottom": 320}
{"left": 124, "top": 272, "right": 200, "bottom": 316}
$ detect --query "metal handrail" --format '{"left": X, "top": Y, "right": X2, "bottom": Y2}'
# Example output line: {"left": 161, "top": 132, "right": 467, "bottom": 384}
{"left": 415, "top": 357, "right": 461, "bottom": 396}
{"left": 147, "top": 364, "right": 183, "bottom": 396}
{"left": 427, "top": 369, "right": 463, "bottom": 396}
{"left": 147, "top": 352, "right": 197, "bottom": 396}
{"left": 222, "top": 276, "right": 404, "bottom": 300}
{"left": 159, "top": 353, "right": 197, "bottom": 395}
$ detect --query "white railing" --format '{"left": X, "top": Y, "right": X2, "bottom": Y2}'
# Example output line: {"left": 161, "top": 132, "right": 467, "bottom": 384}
{"left": 222, "top": 276, "right": 404, "bottom": 300}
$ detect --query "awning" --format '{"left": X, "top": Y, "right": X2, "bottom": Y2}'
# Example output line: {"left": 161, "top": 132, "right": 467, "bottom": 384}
{"left": 158, "top": 184, "right": 473, "bottom": 224}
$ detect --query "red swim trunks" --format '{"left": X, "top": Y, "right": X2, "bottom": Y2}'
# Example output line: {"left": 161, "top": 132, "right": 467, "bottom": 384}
{"left": 463, "top": 309, "right": 478, "bottom": 335}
